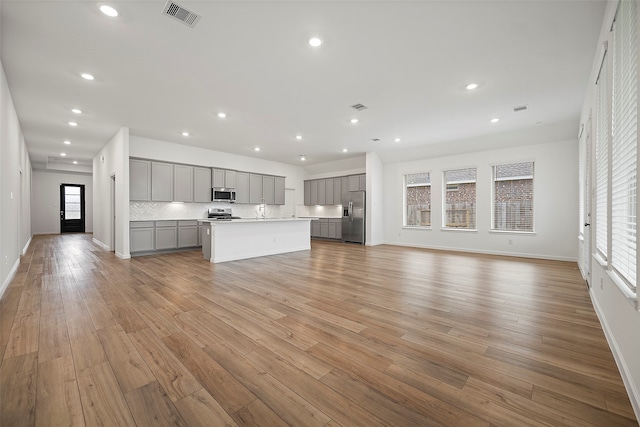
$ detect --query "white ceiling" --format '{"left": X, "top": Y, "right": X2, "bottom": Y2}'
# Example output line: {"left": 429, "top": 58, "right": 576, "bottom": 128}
{"left": 1, "top": 0, "right": 606, "bottom": 171}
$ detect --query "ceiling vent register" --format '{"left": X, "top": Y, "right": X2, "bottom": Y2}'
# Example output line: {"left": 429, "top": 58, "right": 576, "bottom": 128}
{"left": 351, "top": 103, "right": 368, "bottom": 111}
{"left": 513, "top": 105, "right": 528, "bottom": 112}
{"left": 163, "top": 1, "right": 201, "bottom": 28}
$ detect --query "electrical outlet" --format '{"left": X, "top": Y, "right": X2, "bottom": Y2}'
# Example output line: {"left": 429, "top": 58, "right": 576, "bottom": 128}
{"left": 508, "top": 239, "right": 513, "bottom": 245}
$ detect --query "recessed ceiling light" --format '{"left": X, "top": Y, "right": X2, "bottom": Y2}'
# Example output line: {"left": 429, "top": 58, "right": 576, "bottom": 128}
{"left": 68, "top": 121, "right": 78, "bottom": 126}
{"left": 182, "top": 131, "right": 189, "bottom": 136}
{"left": 218, "top": 112, "right": 226, "bottom": 118}
{"left": 63, "top": 140, "right": 71, "bottom": 145}
{"left": 350, "top": 118, "right": 359, "bottom": 124}
{"left": 490, "top": 118, "right": 500, "bottom": 123}
{"left": 300, "top": 155, "right": 306, "bottom": 161}
{"left": 80, "top": 73, "right": 94, "bottom": 80}
{"left": 71, "top": 108, "right": 82, "bottom": 114}
{"left": 342, "top": 148, "right": 348, "bottom": 153}
{"left": 309, "top": 37, "right": 322, "bottom": 47}
{"left": 466, "top": 83, "right": 478, "bottom": 90}
{"left": 99, "top": 5, "right": 118, "bottom": 17}
{"left": 254, "top": 147, "right": 260, "bottom": 152}
{"left": 394, "top": 138, "right": 401, "bottom": 142}
{"left": 296, "top": 135, "right": 302, "bottom": 140}
{"left": 60, "top": 153, "right": 67, "bottom": 157}
{"left": 73, "top": 161, "right": 78, "bottom": 164}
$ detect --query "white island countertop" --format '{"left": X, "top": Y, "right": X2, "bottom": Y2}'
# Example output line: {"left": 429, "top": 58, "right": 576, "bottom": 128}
{"left": 199, "top": 217, "right": 315, "bottom": 263}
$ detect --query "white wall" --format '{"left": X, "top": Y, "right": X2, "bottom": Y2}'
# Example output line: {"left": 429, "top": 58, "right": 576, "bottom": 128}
{"left": 577, "top": 0, "right": 640, "bottom": 419}
{"left": 0, "top": 59, "right": 32, "bottom": 298}
{"left": 383, "top": 138, "right": 578, "bottom": 261}
{"left": 304, "top": 156, "right": 366, "bottom": 180}
{"left": 31, "top": 170, "right": 93, "bottom": 234}
{"left": 366, "top": 152, "right": 384, "bottom": 246}
{"left": 93, "top": 128, "right": 129, "bottom": 258}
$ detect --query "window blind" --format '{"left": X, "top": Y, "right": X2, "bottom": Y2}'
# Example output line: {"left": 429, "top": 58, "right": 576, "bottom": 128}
{"left": 595, "top": 51, "right": 609, "bottom": 260}
{"left": 492, "top": 162, "right": 534, "bottom": 232}
{"left": 444, "top": 168, "right": 476, "bottom": 229}
{"left": 611, "top": 0, "right": 637, "bottom": 289}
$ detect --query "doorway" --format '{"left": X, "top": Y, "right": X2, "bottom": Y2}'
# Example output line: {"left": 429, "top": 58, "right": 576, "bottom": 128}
{"left": 60, "top": 184, "right": 85, "bottom": 233}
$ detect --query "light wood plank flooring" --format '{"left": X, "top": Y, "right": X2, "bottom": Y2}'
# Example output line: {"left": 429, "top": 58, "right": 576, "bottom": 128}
{"left": 1, "top": 233, "right": 637, "bottom": 426}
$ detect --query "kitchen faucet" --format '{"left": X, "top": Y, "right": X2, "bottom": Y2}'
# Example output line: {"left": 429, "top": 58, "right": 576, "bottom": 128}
{"left": 258, "top": 199, "right": 267, "bottom": 219}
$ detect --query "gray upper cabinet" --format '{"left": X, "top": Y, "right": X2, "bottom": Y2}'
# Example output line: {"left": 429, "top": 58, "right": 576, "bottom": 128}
{"left": 304, "top": 181, "right": 311, "bottom": 206}
{"left": 359, "top": 174, "right": 366, "bottom": 191}
{"left": 130, "top": 159, "right": 151, "bottom": 201}
{"left": 317, "top": 179, "right": 326, "bottom": 205}
{"left": 263, "top": 175, "right": 275, "bottom": 205}
{"left": 173, "top": 164, "right": 194, "bottom": 202}
{"left": 309, "top": 180, "right": 318, "bottom": 205}
{"left": 151, "top": 162, "right": 173, "bottom": 201}
{"left": 213, "top": 168, "right": 236, "bottom": 188}
{"left": 275, "top": 177, "right": 285, "bottom": 205}
{"left": 325, "top": 178, "right": 334, "bottom": 205}
{"left": 348, "top": 175, "right": 360, "bottom": 192}
{"left": 235, "top": 172, "right": 250, "bottom": 203}
{"left": 334, "top": 178, "right": 342, "bottom": 204}
{"left": 341, "top": 175, "right": 349, "bottom": 194}
{"left": 249, "top": 174, "right": 263, "bottom": 204}
{"left": 194, "top": 167, "right": 212, "bottom": 202}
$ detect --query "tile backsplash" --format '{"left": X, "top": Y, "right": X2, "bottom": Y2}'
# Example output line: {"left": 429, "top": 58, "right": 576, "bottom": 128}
{"left": 130, "top": 202, "right": 285, "bottom": 220}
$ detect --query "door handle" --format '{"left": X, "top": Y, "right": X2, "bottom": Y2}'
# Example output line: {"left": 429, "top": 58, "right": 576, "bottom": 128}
{"left": 584, "top": 223, "right": 590, "bottom": 227}
{"left": 60, "top": 211, "right": 64, "bottom": 218}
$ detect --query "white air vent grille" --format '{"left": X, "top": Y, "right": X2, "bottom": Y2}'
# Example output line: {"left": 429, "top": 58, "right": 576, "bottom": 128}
{"left": 163, "top": 1, "right": 201, "bottom": 28}
{"left": 513, "top": 104, "right": 528, "bottom": 112}
{"left": 351, "top": 103, "right": 368, "bottom": 111}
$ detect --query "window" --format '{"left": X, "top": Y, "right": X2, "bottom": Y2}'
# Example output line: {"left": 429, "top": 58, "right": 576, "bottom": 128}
{"left": 443, "top": 168, "right": 476, "bottom": 229}
{"left": 610, "top": 0, "right": 637, "bottom": 290}
{"left": 595, "top": 50, "right": 610, "bottom": 260}
{"left": 405, "top": 172, "right": 431, "bottom": 227}
{"left": 492, "top": 162, "right": 534, "bottom": 232}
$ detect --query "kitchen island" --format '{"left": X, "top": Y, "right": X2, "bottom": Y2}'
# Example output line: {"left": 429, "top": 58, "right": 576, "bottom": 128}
{"left": 199, "top": 218, "right": 314, "bottom": 263}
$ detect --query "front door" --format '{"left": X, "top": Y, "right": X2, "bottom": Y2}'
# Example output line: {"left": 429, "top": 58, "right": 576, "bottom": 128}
{"left": 60, "top": 184, "right": 85, "bottom": 233}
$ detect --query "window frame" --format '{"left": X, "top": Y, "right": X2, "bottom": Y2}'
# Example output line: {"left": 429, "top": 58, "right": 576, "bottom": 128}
{"left": 442, "top": 167, "right": 477, "bottom": 231}
{"left": 403, "top": 172, "right": 432, "bottom": 228}
{"left": 490, "top": 161, "right": 535, "bottom": 234}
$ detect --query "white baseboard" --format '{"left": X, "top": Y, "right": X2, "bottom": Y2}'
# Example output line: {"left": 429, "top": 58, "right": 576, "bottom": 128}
{"left": 22, "top": 236, "right": 32, "bottom": 255}
{"left": 384, "top": 241, "right": 578, "bottom": 262}
{"left": 0, "top": 258, "right": 20, "bottom": 300}
{"left": 116, "top": 252, "right": 131, "bottom": 260}
{"left": 590, "top": 291, "right": 640, "bottom": 422}
{"left": 92, "top": 237, "right": 111, "bottom": 251}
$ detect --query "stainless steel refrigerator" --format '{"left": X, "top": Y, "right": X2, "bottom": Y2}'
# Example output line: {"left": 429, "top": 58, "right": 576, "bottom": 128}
{"left": 342, "top": 190, "right": 365, "bottom": 244}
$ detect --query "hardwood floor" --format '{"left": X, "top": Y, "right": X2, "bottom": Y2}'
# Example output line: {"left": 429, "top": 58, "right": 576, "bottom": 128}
{"left": 1, "top": 233, "right": 637, "bottom": 426}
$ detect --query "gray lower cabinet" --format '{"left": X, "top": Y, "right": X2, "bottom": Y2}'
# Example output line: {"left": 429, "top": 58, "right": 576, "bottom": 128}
{"left": 155, "top": 221, "right": 178, "bottom": 250}
{"left": 178, "top": 221, "right": 198, "bottom": 247}
{"left": 330, "top": 219, "right": 342, "bottom": 239}
{"left": 310, "top": 218, "right": 342, "bottom": 239}
{"left": 130, "top": 221, "right": 155, "bottom": 252}
{"left": 235, "top": 172, "right": 250, "bottom": 203}
{"left": 311, "top": 220, "right": 321, "bottom": 237}
{"left": 130, "top": 159, "right": 151, "bottom": 201}
{"left": 320, "top": 219, "right": 329, "bottom": 238}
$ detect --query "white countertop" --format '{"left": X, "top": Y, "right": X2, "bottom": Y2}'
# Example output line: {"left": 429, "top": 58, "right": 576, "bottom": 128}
{"left": 199, "top": 217, "right": 317, "bottom": 224}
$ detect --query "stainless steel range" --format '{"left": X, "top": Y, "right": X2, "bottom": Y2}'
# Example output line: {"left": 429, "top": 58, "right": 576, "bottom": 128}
{"left": 207, "top": 208, "right": 241, "bottom": 221}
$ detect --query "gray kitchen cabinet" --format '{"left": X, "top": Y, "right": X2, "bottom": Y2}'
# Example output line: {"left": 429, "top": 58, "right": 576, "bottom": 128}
{"left": 309, "top": 180, "right": 318, "bottom": 205}
{"left": 334, "top": 178, "right": 343, "bottom": 205}
{"left": 249, "top": 174, "right": 263, "bottom": 204}
{"left": 304, "top": 181, "right": 311, "bottom": 206}
{"left": 320, "top": 219, "right": 329, "bottom": 238}
{"left": 348, "top": 175, "right": 360, "bottom": 192}
{"left": 275, "top": 177, "right": 285, "bottom": 205}
{"left": 325, "top": 178, "right": 334, "bottom": 205}
{"left": 311, "top": 220, "right": 321, "bottom": 237}
{"left": 151, "top": 162, "right": 173, "bottom": 201}
{"left": 178, "top": 220, "right": 198, "bottom": 247}
{"left": 359, "top": 174, "right": 366, "bottom": 191}
{"left": 341, "top": 175, "right": 349, "bottom": 195}
{"left": 329, "top": 219, "right": 342, "bottom": 239}
{"left": 317, "top": 179, "right": 326, "bottom": 205}
{"left": 197, "top": 224, "right": 204, "bottom": 246}
{"left": 130, "top": 221, "right": 155, "bottom": 252}
{"left": 235, "top": 172, "right": 250, "bottom": 203}
{"left": 173, "top": 164, "right": 194, "bottom": 202}
{"left": 155, "top": 220, "right": 177, "bottom": 249}
{"left": 194, "top": 167, "right": 212, "bottom": 202}
{"left": 213, "top": 169, "right": 236, "bottom": 189}
{"left": 130, "top": 159, "right": 151, "bottom": 201}
{"left": 263, "top": 175, "right": 275, "bottom": 205}
{"left": 328, "top": 221, "right": 337, "bottom": 239}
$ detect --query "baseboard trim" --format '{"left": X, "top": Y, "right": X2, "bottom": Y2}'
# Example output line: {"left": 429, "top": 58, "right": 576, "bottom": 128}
{"left": 590, "top": 291, "right": 640, "bottom": 422}
{"left": 116, "top": 251, "right": 131, "bottom": 260}
{"left": 22, "top": 236, "right": 32, "bottom": 255}
{"left": 0, "top": 258, "right": 21, "bottom": 300}
{"left": 92, "top": 237, "right": 111, "bottom": 251}
{"left": 384, "top": 241, "right": 578, "bottom": 262}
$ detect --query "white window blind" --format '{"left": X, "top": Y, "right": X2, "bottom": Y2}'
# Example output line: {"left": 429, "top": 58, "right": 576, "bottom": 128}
{"left": 578, "top": 130, "right": 585, "bottom": 236}
{"left": 443, "top": 168, "right": 476, "bottom": 229}
{"left": 492, "top": 162, "right": 534, "bottom": 232}
{"left": 611, "top": 0, "right": 637, "bottom": 289}
{"left": 595, "top": 51, "right": 609, "bottom": 260}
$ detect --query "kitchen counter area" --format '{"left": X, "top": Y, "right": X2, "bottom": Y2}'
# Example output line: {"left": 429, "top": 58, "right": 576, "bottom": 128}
{"left": 199, "top": 217, "right": 314, "bottom": 263}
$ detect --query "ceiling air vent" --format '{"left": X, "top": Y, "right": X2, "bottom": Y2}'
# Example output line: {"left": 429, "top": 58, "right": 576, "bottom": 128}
{"left": 371, "top": 138, "right": 380, "bottom": 142}
{"left": 513, "top": 104, "right": 528, "bottom": 113}
{"left": 351, "top": 103, "right": 368, "bottom": 111}
{"left": 163, "top": 1, "right": 201, "bottom": 28}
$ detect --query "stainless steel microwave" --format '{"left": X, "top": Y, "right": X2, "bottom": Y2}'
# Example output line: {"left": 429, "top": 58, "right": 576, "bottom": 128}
{"left": 212, "top": 188, "right": 236, "bottom": 203}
